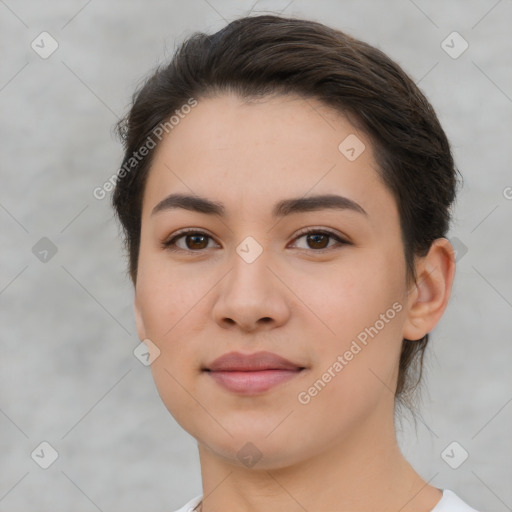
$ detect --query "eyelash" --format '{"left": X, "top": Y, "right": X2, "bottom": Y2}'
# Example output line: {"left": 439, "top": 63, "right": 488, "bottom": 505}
{"left": 161, "top": 227, "right": 350, "bottom": 253}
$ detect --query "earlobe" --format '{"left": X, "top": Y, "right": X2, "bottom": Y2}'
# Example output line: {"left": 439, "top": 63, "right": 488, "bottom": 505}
{"left": 134, "top": 293, "right": 147, "bottom": 341}
{"left": 403, "top": 238, "right": 456, "bottom": 341}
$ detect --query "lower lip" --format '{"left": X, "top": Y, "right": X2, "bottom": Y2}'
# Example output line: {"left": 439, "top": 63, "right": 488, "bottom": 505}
{"left": 206, "top": 369, "right": 303, "bottom": 394}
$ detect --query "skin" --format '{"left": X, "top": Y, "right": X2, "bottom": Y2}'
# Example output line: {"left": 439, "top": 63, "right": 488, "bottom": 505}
{"left": 134, "top": 93, "right": 455, "bottom": 512}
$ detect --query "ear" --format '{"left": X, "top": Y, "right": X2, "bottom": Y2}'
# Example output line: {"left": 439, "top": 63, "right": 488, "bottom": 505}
{"left": 134, "top": 292, "right": 147, "bottom": 341}
{"left": 403, "top": 238, "right": 456, "bottom": 341}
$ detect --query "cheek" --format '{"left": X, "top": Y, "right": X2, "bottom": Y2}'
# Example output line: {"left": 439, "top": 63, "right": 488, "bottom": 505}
{"left": 135, "top": 249, "right": 225, "bottom": 381}
{"left": 136, "top": 249, "right": 210, "bottom": 341}
{"left": 136, "top": 265, "right": 213, "bottom": 431}
{"left": 293, "top": 289, "right": 405, "bottom": 445}
{"left": 290, "top": 247, "right": 407, "bottom": 401}
{"left": 290, "top": 249, "right": 406, "bottom": 346}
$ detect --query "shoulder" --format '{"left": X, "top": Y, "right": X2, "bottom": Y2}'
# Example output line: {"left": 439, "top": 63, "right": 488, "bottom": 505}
{"left": 172, "top": 495, "right": 202, "bottom": 512}
{"left": 431, "top": 489, "right": 481, "bottom": 512}
{"left": 173, "top": 490, "right": 481, "bottom": 512}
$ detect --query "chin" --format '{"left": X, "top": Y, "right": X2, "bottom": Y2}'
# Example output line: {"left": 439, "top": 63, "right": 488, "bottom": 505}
{"left": 200, "top": 435, "right": 307, "bottom": 471}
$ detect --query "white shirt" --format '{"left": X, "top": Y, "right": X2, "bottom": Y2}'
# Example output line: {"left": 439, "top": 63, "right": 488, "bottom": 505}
{"left": 172, "top": 489, "right": 480, "bottom": 512}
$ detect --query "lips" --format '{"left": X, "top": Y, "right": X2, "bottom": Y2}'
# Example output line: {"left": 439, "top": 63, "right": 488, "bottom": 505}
{"left": 204, "top": 351, "right": 306, "bottom": 395}
{"left": 206, "top": 351, "right": 304, "bottom": 372}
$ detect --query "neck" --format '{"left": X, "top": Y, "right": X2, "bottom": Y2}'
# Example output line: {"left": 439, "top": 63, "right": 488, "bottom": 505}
{"left": 196, "top": 406, "right": 442, "bottom": 512}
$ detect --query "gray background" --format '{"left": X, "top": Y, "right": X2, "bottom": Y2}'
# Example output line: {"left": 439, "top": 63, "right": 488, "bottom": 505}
{"left": 0, "top": 0, "right": 511, "bottom": 511}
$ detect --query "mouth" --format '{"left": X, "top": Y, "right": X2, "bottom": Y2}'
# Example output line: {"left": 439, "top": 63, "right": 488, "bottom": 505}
{"left": 203, "top": 351, "right": 307, "bottom": 395}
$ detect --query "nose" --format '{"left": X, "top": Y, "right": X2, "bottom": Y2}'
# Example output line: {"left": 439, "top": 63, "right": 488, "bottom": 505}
{"left": 211, "top": 250, "right": 291, "bottom": 332}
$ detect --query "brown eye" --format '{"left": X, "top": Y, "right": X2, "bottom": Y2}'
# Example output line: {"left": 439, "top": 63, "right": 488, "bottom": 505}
{"left": 184, "top": 234, "right": 209, "bottom": 250}
{"left": 306, "top": 233, "right": 330, "bottom": 249}
{"left": 162, "top": 230, "right": 218, "bottom": 252}
{"left": 162, "top": 228, "right": 348, "bottom": 253}
{"left": 291, "top": 229, "right": 348, "bottom": 251}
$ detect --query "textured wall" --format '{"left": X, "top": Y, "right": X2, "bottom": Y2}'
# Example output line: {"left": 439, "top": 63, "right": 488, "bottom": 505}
{"left": 0, "top": 1, "right": 510, "bottom": 511}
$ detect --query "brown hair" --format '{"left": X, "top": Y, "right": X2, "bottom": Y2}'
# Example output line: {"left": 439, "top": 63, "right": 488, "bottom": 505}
{"left": 112, "top": 14, "right": 459, "bottom": 409}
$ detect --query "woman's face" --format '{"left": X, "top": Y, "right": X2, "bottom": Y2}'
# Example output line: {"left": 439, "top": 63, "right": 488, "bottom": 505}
{"left": 134, "top": 93, "right": 412, "bottom": 468}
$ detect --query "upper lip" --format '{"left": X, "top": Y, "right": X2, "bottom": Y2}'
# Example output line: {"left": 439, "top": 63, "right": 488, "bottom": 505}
{"left": 205, "top": 351, "right": 305, "bottom": 372}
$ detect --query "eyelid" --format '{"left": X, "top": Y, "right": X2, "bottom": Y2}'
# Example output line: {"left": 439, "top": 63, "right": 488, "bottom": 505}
{"left": 289, "top": 226, "right": 351, "bottom": 247}
{"left": 161, "top": 227, "right": 220, "bottom": 250}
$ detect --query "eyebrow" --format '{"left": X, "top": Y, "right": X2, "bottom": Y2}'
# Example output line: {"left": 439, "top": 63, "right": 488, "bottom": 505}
{"left": 151, "top": 193, "right": 367, "bottom": 218}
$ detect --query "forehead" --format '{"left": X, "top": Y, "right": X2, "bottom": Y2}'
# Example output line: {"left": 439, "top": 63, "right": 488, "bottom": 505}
{"left": 142, "top": 93, "right": 393, "bottom": 223}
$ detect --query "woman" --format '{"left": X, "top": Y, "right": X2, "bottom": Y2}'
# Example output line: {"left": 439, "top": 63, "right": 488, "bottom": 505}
{"left": 112, "top": 14, "right": 480, "bottom": 512}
